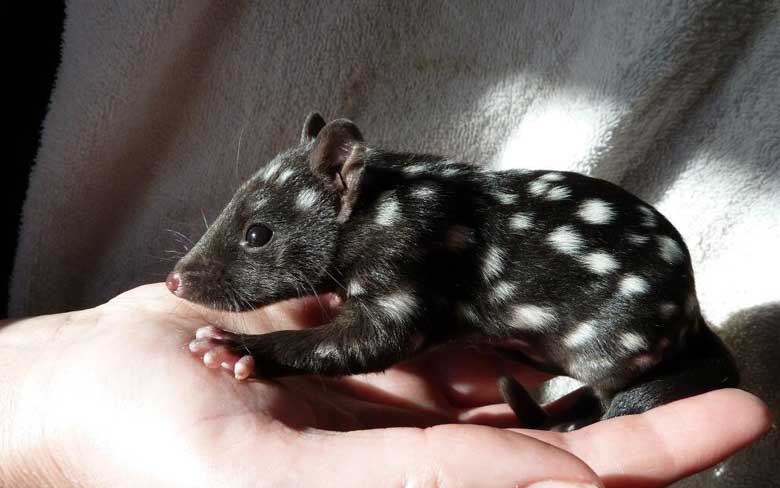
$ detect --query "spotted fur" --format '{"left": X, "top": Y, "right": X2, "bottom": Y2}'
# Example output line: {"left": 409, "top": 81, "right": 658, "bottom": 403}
{"left": 171, "top": 113, "right": 738, "bottom": 429}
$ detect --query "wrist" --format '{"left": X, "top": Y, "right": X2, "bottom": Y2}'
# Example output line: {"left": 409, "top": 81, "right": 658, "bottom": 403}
{"left": 0, "top": 312, "right": 88, "bottom": 487}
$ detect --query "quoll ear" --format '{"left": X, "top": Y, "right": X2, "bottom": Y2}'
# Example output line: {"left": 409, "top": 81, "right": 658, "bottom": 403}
{"left": 310, "top": 119, "right": 365, "bottom": 222}
{"left": 301, "top": 112, "right": 327, "bottom": 144}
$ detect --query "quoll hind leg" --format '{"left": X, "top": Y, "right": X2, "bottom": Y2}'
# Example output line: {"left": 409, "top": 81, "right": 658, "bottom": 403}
{"left": 499, "top": 376, "right": 604, "bottom": 431}
{"left": 603, "top": 324, "right": 739, "bottom": 419}
{"left": 499, "top": 324, "right": 738, "bottom": 430}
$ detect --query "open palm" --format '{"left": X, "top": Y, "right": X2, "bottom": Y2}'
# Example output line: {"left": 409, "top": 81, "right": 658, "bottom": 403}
{"left": 34, "top": 284, "right": 769, "bottom": 488}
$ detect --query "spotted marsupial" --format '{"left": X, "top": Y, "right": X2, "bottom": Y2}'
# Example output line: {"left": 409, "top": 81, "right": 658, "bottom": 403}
{"left": 167, "top": 113, "right": 738, "bottom": 429}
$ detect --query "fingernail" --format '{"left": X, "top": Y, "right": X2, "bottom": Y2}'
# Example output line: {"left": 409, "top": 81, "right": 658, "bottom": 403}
{"left": 527, "top": 482, "right": 601, "bottom": 488}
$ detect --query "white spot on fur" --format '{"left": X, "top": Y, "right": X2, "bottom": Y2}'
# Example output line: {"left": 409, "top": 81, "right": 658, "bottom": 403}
{"left": 564, "top": 321, "right": 598, "bottom": 348}
{"left": 509, "top": 212, "right": 533, "bottom": 231}
{"left": 315, "top": 343, "right": 340, "bottom": 358}
{"left": 482, "top": 246, "right": 506, "bottom": 281}
{"left": 633, "top": 353, "right": 659, "bottom": 369}
{"left": 512, "top": 304, "right": 557, "bottom": 330}
{"left": 660, "top": 302, "right": 678, "bottom": 319}
{"left": 492, "top": 191, "right": 517, "bottom": 205}
{"left": 376, "top": 292, "right": 417, "bottom": 323}
{"left": 619, "top": 274, "right": 650, "bottom": 296}
{"left": 545, "top": 185, "right": 571, "bottom": 200}
{"left": 348, "top": 280, "right": 365, "bottom": 296}
{"left": 578, "top": 199, "right": 615, "bottom": 225}
{"left": 375, "top": 193, "right": 401, "bottom": 226}
{"left": 539, "top": 172, "right": 565, "bottom": 182}
{"left": 276, "top": 169, "right": 295, "bottom": 184}
{"left": 405, "top": 165, "right": 426, "bottom": 175}
{"left": 492, "top": 281, "right": 517, "bottom": 303}
{"left": 262, "top": 161, "right": 282, "bottom": 181}
{"left": 445, "top": 225, "right": 474, "bottom": 250}
{"left": 581, "top": 251, "right": 620, "bottom": 274}
{"left": 658, "top": 236, "right": 684, "bottom": 264}
{"left": 529, "top": 180, "right": 550, "bottom": 196}
{"left": 638, "top": 205, "right": 657, "bottom": 227}
{"left": 295, "top": 188, "right": 320, "bottom": 211}
{"left": 620, "top": 332, "right": 648, "bottom": 352}
{"left": 412, "top": 185, "right": 437, "bottom": 200}
{"left": 441, "top": 167, "right": 461, "bottom": 177}
{"left": 627, "top": 233, "right": 649, "bottom": 245}
{"left": 547, "top": 225, "right": 585, "bottom": 255}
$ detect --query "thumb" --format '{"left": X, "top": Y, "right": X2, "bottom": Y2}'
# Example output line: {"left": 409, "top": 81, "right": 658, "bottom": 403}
{"left": 296, "top": 424, "right": 602, "bottom": 488}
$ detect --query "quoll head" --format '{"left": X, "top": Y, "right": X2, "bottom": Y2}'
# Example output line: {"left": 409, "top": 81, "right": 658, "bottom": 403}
{"left": 167, "top": 113, "right": 367, "bottom": 311}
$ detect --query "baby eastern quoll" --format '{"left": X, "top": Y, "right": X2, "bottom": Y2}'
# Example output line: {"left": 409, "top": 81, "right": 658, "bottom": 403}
{"left": 167, "top": 113, "right": 738, "bottom": 429}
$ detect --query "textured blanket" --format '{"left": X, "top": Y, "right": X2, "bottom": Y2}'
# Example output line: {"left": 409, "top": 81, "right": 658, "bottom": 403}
{"left": 11, "top": 1, "right": 779, "bottom": 484}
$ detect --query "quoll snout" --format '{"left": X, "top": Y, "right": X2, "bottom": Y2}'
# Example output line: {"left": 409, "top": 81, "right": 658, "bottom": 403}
{"left": 165, "top": 271, "right": 184, "bottom": 297}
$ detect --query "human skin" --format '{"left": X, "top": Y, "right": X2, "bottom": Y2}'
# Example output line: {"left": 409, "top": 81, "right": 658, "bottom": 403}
{"left": 0, "top": 284, "right": 771, "bottom": 488}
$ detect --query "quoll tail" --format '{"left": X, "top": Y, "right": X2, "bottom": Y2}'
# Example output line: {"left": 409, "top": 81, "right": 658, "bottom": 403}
{"left": 498, "top": 375, "right": 548, "bottom": 428}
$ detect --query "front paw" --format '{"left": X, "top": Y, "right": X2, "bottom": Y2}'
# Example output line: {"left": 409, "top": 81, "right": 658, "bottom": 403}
{"left": 188, "top": 326, "right": 255, "bottom": 380}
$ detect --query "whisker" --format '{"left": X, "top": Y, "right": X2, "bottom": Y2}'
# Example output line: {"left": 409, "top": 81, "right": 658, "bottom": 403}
{"left": 316, "top": 264, "right": 347, "bottom": 292}
{"left": 164, "top": 228, "right": 195, "bottom": 246}
{"left": 299, "top": 272, "right": 326, "bottom": 318}
{"left": 143, "top": 255, "right": 181, "bottom": 263}
{"left": 234, "top": 121, "right": 248, "bottom": 185}
{"left": 200, "top": 209, "right": 209, "bottom": 232}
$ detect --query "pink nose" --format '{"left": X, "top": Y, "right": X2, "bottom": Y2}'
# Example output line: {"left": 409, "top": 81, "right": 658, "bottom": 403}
{"left": 166, "top": 272, "right": 181, "bottom": 294}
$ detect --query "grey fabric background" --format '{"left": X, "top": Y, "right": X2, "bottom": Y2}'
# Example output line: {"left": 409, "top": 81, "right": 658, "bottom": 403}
{"left": 11, "top": 1, "right": 779, "bottom": 485}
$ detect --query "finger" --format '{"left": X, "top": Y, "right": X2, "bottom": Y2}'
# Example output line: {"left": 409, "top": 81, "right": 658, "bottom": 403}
{"left": 457, "top": 402, "right": 522, "bottom": 427}
{"left": 315, "top": 368, "right": 457, "bottom": 416}
{"left": 314, "top": 347, "right": 553, "bottom": 417}
{"left": 129, "top": 283, "right": 339, "bottom": 333}
{"left": 250, "top": 293, "right": 342, "bottom": 331}
{"left": 297, "top": 424, "right": 603, "bottom": 488}
{"left": 285, "top": 377, "right": 454, "bottom": 430}
{"left": 518, "top": 389, "right": 772, "bottom": 488}
{"left": 423, "top": 346, "right": 552, "bottom": 408}
{"left": 171, "top": 289, "right": 340, "bottom": 334}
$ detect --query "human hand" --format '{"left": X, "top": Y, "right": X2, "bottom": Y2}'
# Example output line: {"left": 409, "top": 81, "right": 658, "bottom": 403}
{"left": 0, "top": 284, "right": 771, "bottom": 487}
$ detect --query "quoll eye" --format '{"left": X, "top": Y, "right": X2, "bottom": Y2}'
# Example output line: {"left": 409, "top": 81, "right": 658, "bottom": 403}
{"left": 245, "top": 224, "right": 273, "bottom": 247}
